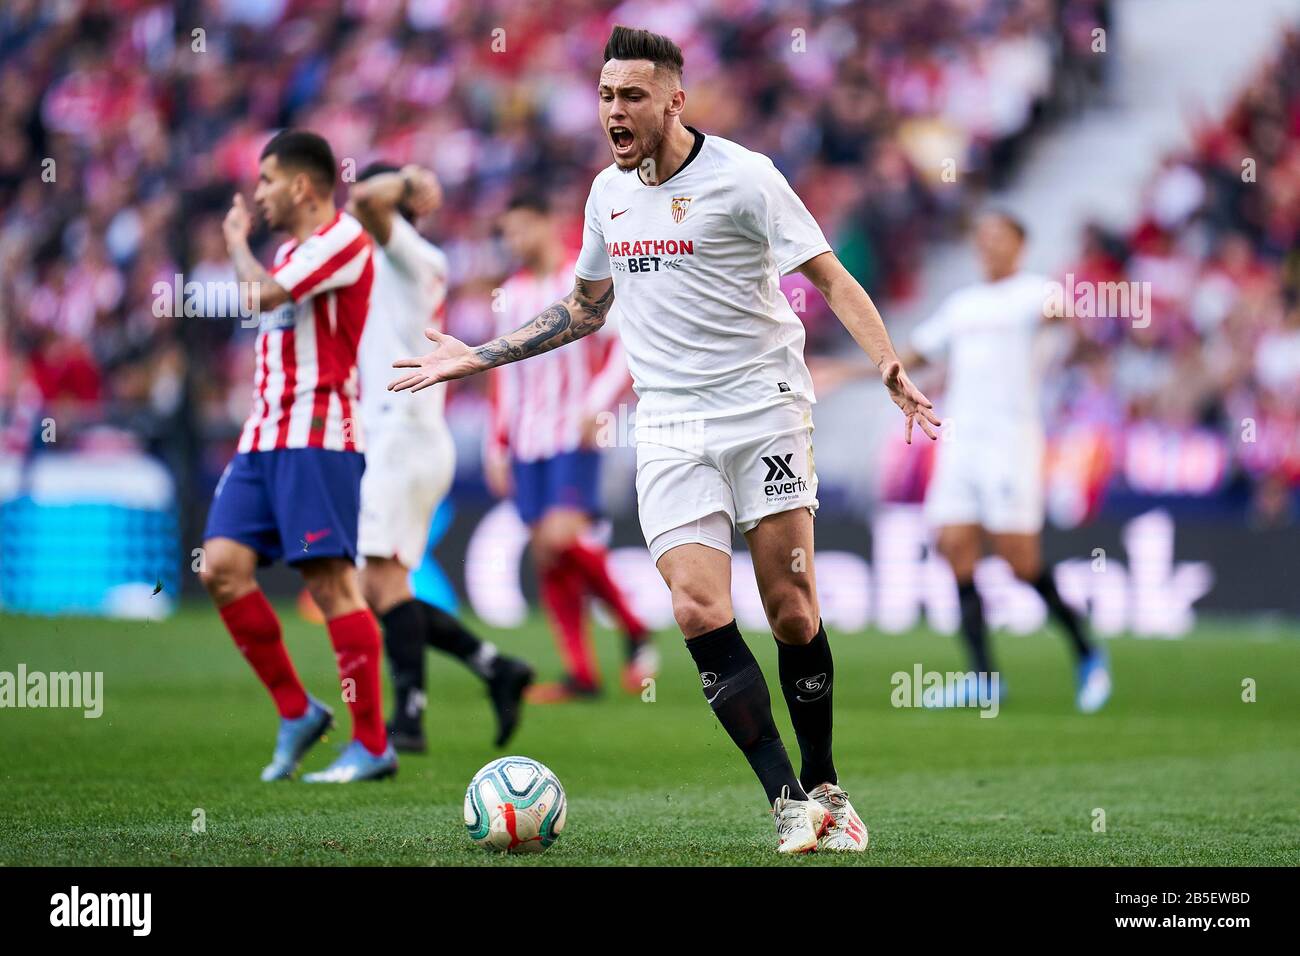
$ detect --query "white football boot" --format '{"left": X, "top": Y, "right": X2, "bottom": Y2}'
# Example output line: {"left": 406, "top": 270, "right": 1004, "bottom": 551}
{"left": 808, "top": 782, "right": 869, "bottom": 852}
{"left": 772, "top": 785, "right": 833, "bottom": 854}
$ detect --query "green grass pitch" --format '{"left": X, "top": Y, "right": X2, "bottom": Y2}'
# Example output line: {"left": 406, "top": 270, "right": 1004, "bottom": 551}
{"left": 1, "top": 604, "right": 1297, "bottom": 866}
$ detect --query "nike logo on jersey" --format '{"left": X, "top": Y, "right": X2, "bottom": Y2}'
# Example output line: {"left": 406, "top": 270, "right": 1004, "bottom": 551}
{"left": 705, "top": 685, "right": 728, "bottom": 705}
{"left": 610, "top": 208, "right": 629, "bottom": 220}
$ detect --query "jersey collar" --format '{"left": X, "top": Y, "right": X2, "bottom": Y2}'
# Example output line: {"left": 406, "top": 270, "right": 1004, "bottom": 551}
{"left": 637, "top": 126, "right": 705, "bottom": 188}
{"left": 281, "top": 208, "right": 342, "bottom": 257}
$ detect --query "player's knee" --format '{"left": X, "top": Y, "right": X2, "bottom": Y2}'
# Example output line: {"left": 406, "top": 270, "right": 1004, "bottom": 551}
{"left": 671, "top": 588, "right": 730, "bottom": 638}
{"left": 530, "top": 536, "right": 558, "bottom": 572}
{"left": 937, "top": 537, "right": 978, "bottom": 582}
{"left": 1007, "top": 557, "right": 1040, "bottom": 583}
{"left": 302, "top": 562, "right": 362, "bottom": 617}
{"left": 530, "top": 520, "right": 567, "bottom": 571}
{"left": 360, "top": 561, "right": 408, "bottom": 614}
{"left": 766, "top": 591, "right": 818, "bottom": 645}
{"left": 359, "top": 572, "right": 390, "bottom": 614}
{"left": 199, "top": 552, "right": 252, "bottom": 604}
{"left": 935, "top": 535, "right": 961, "bottom": 565}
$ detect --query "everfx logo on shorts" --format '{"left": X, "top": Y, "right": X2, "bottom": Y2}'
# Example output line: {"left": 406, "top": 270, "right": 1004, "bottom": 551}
{"left": 761, "top": 454, "right": 806, "bottom": 498}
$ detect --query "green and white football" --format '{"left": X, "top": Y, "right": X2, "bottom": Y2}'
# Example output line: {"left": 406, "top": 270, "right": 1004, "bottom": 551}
{"left": 464, "top": 756, "right": 567, "bottom": 853}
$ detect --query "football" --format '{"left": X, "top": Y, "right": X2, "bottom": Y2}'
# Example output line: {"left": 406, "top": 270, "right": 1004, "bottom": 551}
{"left": 463, "top": 756, "right": 567, "bottom": 853}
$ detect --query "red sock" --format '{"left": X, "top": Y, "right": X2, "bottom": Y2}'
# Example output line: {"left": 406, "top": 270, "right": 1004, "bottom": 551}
{"left": 563, "top": 540, "right": 646, "bottom": 639}
{"left": 326, "top": 608, "right": 388, "bottom": 755}
{"left": 219, "top": 590, "right": 308, "bottom": 719}
{"left": 540, "top": 563, "right": 599, "bottom": 687}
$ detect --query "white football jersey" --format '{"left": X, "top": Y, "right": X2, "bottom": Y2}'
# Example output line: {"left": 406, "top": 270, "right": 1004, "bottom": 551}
{"left": 357, "top": 215, "right": 449, "bottom": 430}
{"left": 910, "top": 271, "right": 1052, "bottom": 437}
{"left": 574, "top": 129, "right": 831, "bottom": 426}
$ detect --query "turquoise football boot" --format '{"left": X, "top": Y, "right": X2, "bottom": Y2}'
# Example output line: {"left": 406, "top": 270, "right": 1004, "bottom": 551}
{"left": 260, "top": 697, "right": 334, "bottom": 782}
{"left": 302, "top": 740, "right": 398, "bottom": 783}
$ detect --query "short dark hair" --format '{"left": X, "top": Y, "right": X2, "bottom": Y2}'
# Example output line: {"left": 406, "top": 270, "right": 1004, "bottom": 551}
{"left": 505, "top": 191, "right": 550, "bottom": 216}
{"left": 603, "top": 25, "right": 683, "bottom": 79}
{"left": 260, "top": 130, "right": 336, "bottom": 194}
{"left": 357, "top": 161, "right": 400, "bottom": 181}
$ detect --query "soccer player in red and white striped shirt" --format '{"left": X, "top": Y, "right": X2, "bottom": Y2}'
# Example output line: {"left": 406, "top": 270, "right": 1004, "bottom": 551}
{"left": 201, "top": 130, "right": 395, "bottom": 783}
{"left": 486, "top": 192, "right": 656, "bottom": 703}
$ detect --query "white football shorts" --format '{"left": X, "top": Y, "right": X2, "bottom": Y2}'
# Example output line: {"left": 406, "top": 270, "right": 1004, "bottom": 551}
{"left": 358, "top": 416, "right": 455, "bottom": 568}
{"left": 636, "top": 399, "right": 819, "bottom": 564}
{"left": 924, "top": 426, "right": 1044, "bottom": 534}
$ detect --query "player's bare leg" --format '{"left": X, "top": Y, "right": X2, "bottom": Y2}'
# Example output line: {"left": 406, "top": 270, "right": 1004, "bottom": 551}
{"left": 297, "top": 558, "right": 396, "bottom": 782}
{"left": 657, "top": 539, "right": 734, "bottom": 637}
{"left": 360, "top": 557, "right": 413, "bottom": 616}
{"left": 201, "top": 537, "right": 332, "bottom": 780}
{"left": 990, "top": 532, "right": 1109, "bottom": 712}
{"left": 199, "top": 537, "right": 261, "bottom": 608}
{"left": 362, "top": 556, "right": 532, "bottom": 750}
{"left": 747, "top": 507, "right": 865, "bottom": 851}
{"left": 659, "top": 537, "right": 827, "bottom": 853}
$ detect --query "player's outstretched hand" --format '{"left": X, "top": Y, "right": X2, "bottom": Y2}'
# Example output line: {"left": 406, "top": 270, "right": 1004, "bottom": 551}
{"left": 882, "top": 360, "right": 941, "bottom": 443}
{"left": 389, "top": 327, "right": 484, "bottom": 392}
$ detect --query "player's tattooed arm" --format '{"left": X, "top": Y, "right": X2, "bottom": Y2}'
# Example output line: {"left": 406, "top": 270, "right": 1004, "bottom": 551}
{"left": 474, "top": 278, "right": 614, "bottom": 366}
{"left": 222, "top": 194, "right": 291, "bottom": 312}
{"left": 799, "top": 251, "right": 941, "bottom": 443}
{"left": 389, "top": 276, "right": 615, "bottom": 393}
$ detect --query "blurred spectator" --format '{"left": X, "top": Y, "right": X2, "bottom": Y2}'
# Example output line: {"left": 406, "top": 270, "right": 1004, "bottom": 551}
{"left": 1048, "top": 28, "right": 1300, "bottom": 524}
{"left": 2, "top": 0, "right": 1109, "bottom": 512}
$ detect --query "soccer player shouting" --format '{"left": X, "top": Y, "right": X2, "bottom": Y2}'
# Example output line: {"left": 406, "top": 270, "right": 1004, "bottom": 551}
{"left": 202, "top": 130, "right": 396, "bottom": 783}
{"left": 392, "top": 27, "right": 939, "bottom": 852}
{"left": 348, "top": 162, "right": 534, "bottom": 751}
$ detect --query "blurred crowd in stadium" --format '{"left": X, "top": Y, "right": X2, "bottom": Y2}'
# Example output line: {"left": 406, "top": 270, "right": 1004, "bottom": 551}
{"left": 1042, "top": 25, "right": 1300, "bottom": 526}
{"left": 1, "top": 0, "right": 1296, "bottom": 528}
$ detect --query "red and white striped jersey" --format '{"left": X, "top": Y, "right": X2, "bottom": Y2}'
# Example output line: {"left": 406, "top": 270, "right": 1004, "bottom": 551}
{"left": 488, "top": 258, "right": 630, "bottom": 463}
{"left": 238, "top": 211, "right": 374, "bottom": 453}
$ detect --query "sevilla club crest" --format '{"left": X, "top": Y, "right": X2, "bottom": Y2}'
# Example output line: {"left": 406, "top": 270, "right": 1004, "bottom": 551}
{"left": 670, "top": 196, "right": 692, "bottom": 223}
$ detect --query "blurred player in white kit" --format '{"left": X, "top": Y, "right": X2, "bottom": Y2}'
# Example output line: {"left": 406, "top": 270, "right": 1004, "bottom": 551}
{"left": 349, "top": 162, "right": 533, "bottom": 753}
{"left": 902, "top": 211, "right": 1111, "bottom": 713}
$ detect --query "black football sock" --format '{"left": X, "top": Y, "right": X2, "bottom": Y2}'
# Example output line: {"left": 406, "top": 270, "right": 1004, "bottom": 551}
{"left": 957, "top": 581, "right": 994, "bottom": 676}
{"left": 380, "top": 599, "right": 428, "bottom": 734}
{"left": 686, "top": 619, "right": 804, "bottom": 804}
{"left": 420, "top": 601, "right": 500, "bottom": 680}
{"left": 776, "top": 621, "right": 837, "bottom": 792}
{"left": 1032, "top": 571, "right": 1093, "bottom": 660}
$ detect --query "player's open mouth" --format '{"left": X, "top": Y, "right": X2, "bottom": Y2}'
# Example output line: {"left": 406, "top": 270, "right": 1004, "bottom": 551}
{"left": 609, "top": 126, "right": 634, "bottom": 154}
